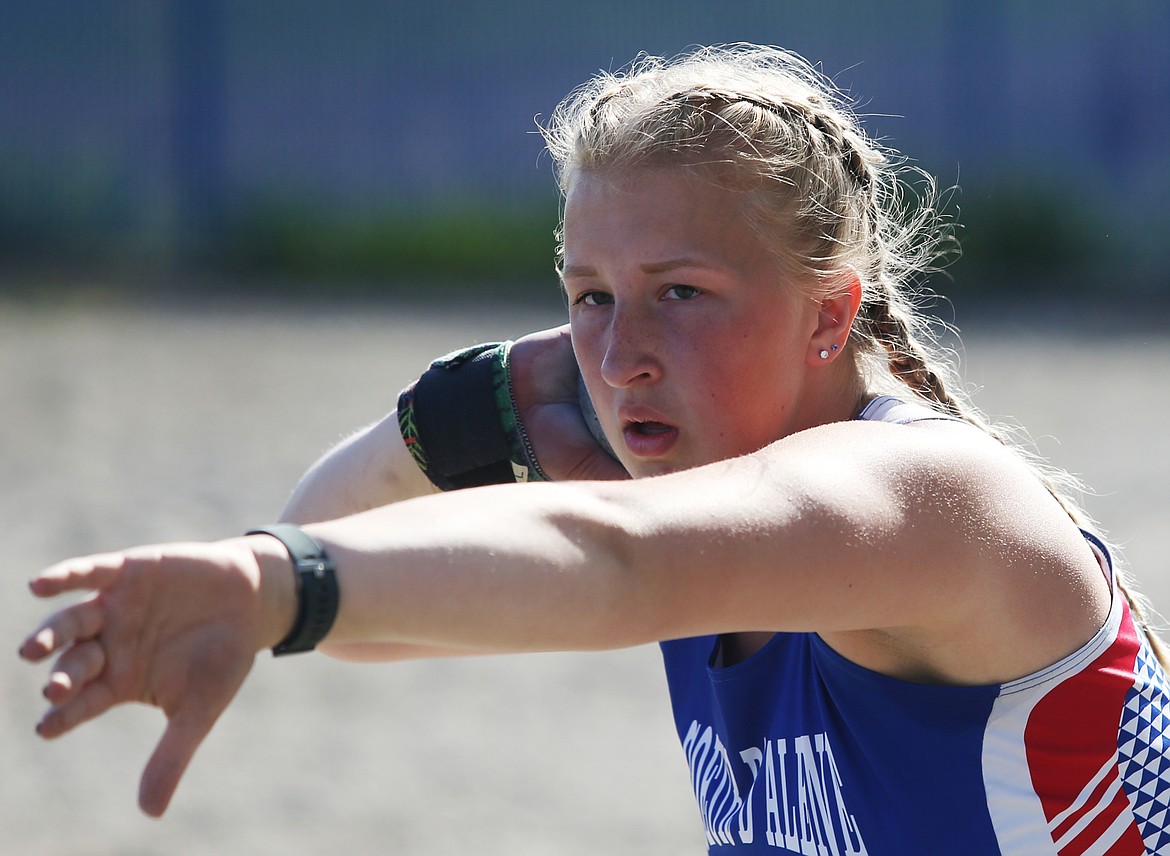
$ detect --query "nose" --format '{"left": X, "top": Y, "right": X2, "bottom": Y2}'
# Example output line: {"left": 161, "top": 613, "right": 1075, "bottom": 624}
{"left": 599, "top": 304, "right": 662, "bottom": 388}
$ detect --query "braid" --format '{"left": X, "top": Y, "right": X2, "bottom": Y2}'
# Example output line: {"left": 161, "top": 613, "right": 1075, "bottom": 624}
{"left": 858, "top": 284, "right": 965, "bottom": 419}
{"left": 858, "top": 278, "right": 1083, "bottom": 500}
{"left": 794, "top": 96, "right": 875, "bottom": 193}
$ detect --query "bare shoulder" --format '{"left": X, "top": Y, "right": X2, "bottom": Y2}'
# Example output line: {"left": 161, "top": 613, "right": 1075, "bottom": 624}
{"left": 783, "top": 417, "right": 1112, "bottom": 685}
{"left": 779, "top": 415, "right": 1075, "bottom": 536}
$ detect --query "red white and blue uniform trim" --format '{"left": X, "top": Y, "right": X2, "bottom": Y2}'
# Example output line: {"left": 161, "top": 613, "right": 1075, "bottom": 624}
{"left": 982, "top": 532, "right": 1170, "bottom": 855}
{"left": 659, "top": 397, "right": 1170, "bottom": 854}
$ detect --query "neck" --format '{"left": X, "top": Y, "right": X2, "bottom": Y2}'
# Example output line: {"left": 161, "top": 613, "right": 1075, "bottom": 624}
{"left": 792, "top": 353, "right": 874, "bottom": 434}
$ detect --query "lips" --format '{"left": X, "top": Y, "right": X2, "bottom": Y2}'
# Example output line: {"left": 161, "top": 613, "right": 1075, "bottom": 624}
{"left": 621, "top": 413, "right": 679, "bottom": 458}
{"left": 630, "top": 420, "right": 672, "bottom": 435}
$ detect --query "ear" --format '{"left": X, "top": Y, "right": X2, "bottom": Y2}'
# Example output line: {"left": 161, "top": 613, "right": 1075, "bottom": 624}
{"left": 806, "top": 273, "right": 862, "bottom": 366}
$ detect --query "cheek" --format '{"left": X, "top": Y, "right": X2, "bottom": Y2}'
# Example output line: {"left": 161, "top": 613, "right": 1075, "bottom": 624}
{"left": 718, "top": 326, "right": 788, "bottom": 383}
{"left": 569, "top": 318, "right": 611, "bottom": 404}
{"left": 704, "top": 332, "right": 798, "bottom": 425}
{"left": 569, "top": 317, "right": 600, "bottom": 372}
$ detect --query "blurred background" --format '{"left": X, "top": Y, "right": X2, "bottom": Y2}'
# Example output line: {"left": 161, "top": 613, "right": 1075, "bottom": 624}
{"left": 2, "top": 0, "right": 1167, "bottom": 299}
{"left": 3, "top": 4, "right": 1169, "bottom": 855}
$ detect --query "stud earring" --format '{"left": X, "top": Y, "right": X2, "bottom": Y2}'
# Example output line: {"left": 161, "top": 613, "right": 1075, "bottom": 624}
{"left": 831, "top": 344, "right": 839, "bottom": 352}
{"left": 819, "top": 349, "right": 829, "bottom": 360}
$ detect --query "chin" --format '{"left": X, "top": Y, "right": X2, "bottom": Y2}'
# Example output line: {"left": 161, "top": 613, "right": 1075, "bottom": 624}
{"left": 623, "top": 459, "right": 675, "bottom": 479}
{"left": 625, "top": 457, "right": 699, "bottom": 478}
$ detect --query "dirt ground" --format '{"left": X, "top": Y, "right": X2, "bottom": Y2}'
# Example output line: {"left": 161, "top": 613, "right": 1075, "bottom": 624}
{"left": 2, "top": 294, "right": 1168, "bottom": 856}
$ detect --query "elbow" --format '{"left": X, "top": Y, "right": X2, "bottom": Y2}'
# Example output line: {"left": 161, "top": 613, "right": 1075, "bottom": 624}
{"left": 538, "top": 484, "right": 659, "bottom": 645}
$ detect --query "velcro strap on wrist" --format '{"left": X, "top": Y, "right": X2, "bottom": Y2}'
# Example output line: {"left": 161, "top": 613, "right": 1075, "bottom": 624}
{"left": 398, "top": 341, "right": 549, "bottom": 490}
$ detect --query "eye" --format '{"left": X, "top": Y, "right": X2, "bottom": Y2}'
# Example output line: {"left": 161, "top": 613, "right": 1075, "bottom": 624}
{"left": 664, "top": 284, "right": 702, "bottom": 300}
{"left": 572, "top": 290, "right": 614, "bottom": 307}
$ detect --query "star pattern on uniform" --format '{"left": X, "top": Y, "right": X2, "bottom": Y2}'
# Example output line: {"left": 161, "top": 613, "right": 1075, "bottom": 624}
{"left": 1117, "top": 640, "right": 1170, "bottom": 854}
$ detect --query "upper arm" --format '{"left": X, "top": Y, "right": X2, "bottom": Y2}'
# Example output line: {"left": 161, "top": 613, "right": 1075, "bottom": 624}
{"left": 611, "top": 419, "right": 1098, "bottom": 642}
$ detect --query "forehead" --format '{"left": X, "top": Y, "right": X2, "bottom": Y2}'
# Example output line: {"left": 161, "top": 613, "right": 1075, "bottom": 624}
{"left": 565, "top": 165, "right": 734, "bottom": 211}
{"left": 563, "top": 167, "right": 766, "bottom": 260}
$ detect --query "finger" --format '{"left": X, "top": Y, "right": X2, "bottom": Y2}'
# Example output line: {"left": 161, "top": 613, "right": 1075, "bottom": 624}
{"left": 43, "top": 640, "right": 106, "bottom": 705}
{"left": 19, "top": 597, "right": 105, "bottom": 663}
{"left": 36, "top": 679, "right": 116, "bottom": 739}
{"left": 138, "top": 713, "right": 216, "bottom": 818}
{"left": 29, "top": 552, "right": 126, "bottom": 598}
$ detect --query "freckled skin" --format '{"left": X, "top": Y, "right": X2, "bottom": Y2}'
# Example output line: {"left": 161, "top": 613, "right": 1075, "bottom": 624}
{"left": 561, "top": 168, "right": 828, "bottom": 478}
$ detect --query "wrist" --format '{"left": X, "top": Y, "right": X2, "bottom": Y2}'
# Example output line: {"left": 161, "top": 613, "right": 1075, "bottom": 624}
{"left": 240, "top": 534, "right": 302, "bottom": 651}
{"left": 245, "top": 525, "right": 340, "bottom": 655}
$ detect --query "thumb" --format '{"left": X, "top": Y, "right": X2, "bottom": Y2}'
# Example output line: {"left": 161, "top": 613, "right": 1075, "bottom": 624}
{"left": 138, "top": 712, "right": 215, "bottom": 818}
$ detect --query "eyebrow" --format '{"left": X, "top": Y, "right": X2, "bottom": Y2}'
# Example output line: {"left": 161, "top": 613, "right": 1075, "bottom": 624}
{"left": 560, "top": 264, "right": 596, "bottom": 280}
{"left": 561, "top": 257, "right": 717, "bottom": 279}
{"left": 646, "top": 257, "right": 719, "bottom": 275}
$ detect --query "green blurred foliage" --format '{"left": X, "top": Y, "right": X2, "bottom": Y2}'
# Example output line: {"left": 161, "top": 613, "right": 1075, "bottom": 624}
{"left": 221, "top": 195, "right": 561, "bottom": 291}
{"left": 945, "top": 178, "right": 1167, "bottom": 297}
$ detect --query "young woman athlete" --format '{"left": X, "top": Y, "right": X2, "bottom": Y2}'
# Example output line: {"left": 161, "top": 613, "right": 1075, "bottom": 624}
{"left": 21, "top": 45, "right": 1170, "bottom": 854}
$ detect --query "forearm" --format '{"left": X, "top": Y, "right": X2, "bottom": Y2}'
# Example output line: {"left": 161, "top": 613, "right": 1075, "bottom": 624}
{"left": 280, "top": 410, "right": 438, "bottom": 525}
{"left": 268, "top": 453, "right": 811, "bottom": 656}
{"left": 301, "top": 481, "right": 653, "bottom": 654}
{"left": 289, "top": 453, "right": 821, "bottom": 653}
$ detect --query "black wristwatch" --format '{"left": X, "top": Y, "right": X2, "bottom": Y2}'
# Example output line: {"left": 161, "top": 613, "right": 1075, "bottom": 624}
{"left": 246, "top": 524, "right": 340, "bottom": 656}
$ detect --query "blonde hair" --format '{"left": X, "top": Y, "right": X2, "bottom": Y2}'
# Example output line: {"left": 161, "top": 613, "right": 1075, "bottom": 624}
{"left": 542, "top": 43, "right": 1167, "bottom": 664}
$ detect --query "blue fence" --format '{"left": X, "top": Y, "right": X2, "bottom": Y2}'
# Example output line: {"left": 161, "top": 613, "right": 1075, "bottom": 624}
{"left": 2, "top": 1, "right": 1167, "bottom": 291}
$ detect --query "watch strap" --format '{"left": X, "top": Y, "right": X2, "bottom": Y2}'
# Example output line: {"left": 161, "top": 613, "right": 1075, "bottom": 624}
{"left": 246, "top": 524, "right": 340, "bottom": 656}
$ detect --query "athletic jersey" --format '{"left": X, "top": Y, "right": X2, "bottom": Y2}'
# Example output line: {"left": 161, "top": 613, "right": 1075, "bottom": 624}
{"left": 660, "top": 396, "right": 1170, "bottom": 855}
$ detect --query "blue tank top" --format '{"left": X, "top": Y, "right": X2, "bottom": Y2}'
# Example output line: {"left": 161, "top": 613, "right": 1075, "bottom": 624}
{"left": 659, "top": 397, "right": 1170, "bottom": 854}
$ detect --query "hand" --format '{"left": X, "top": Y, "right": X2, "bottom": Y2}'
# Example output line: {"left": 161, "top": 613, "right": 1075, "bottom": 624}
{"left": 18, "top": 539, "right": 279, "bottom": 817}
{"left": 508, "top": 325, "right": 629, "bottom": 482}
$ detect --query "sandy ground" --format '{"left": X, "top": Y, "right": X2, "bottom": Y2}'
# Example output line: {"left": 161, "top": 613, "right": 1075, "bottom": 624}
{"left": 2, "top": 294, "right": 1168, "bottom": 856}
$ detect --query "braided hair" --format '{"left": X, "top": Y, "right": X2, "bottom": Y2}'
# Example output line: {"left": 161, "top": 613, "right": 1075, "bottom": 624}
{"left": 542, "top": 44, "right": 1167, "bottom": 664}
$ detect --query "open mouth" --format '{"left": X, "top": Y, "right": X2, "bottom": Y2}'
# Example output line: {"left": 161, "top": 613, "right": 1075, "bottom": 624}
{"left": 621, "top": 418, "right": 679, "bottom": 457}
{"left": 629, "top": 420, "right": 673, "bottom": 435}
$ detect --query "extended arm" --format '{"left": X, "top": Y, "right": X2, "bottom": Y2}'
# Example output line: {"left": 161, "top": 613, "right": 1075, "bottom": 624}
{"left": 21, "top": 418, "right": 1105, "bottom": 816}
{"left": 300, "top": 418, "right": 1105, "bottom": 674}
